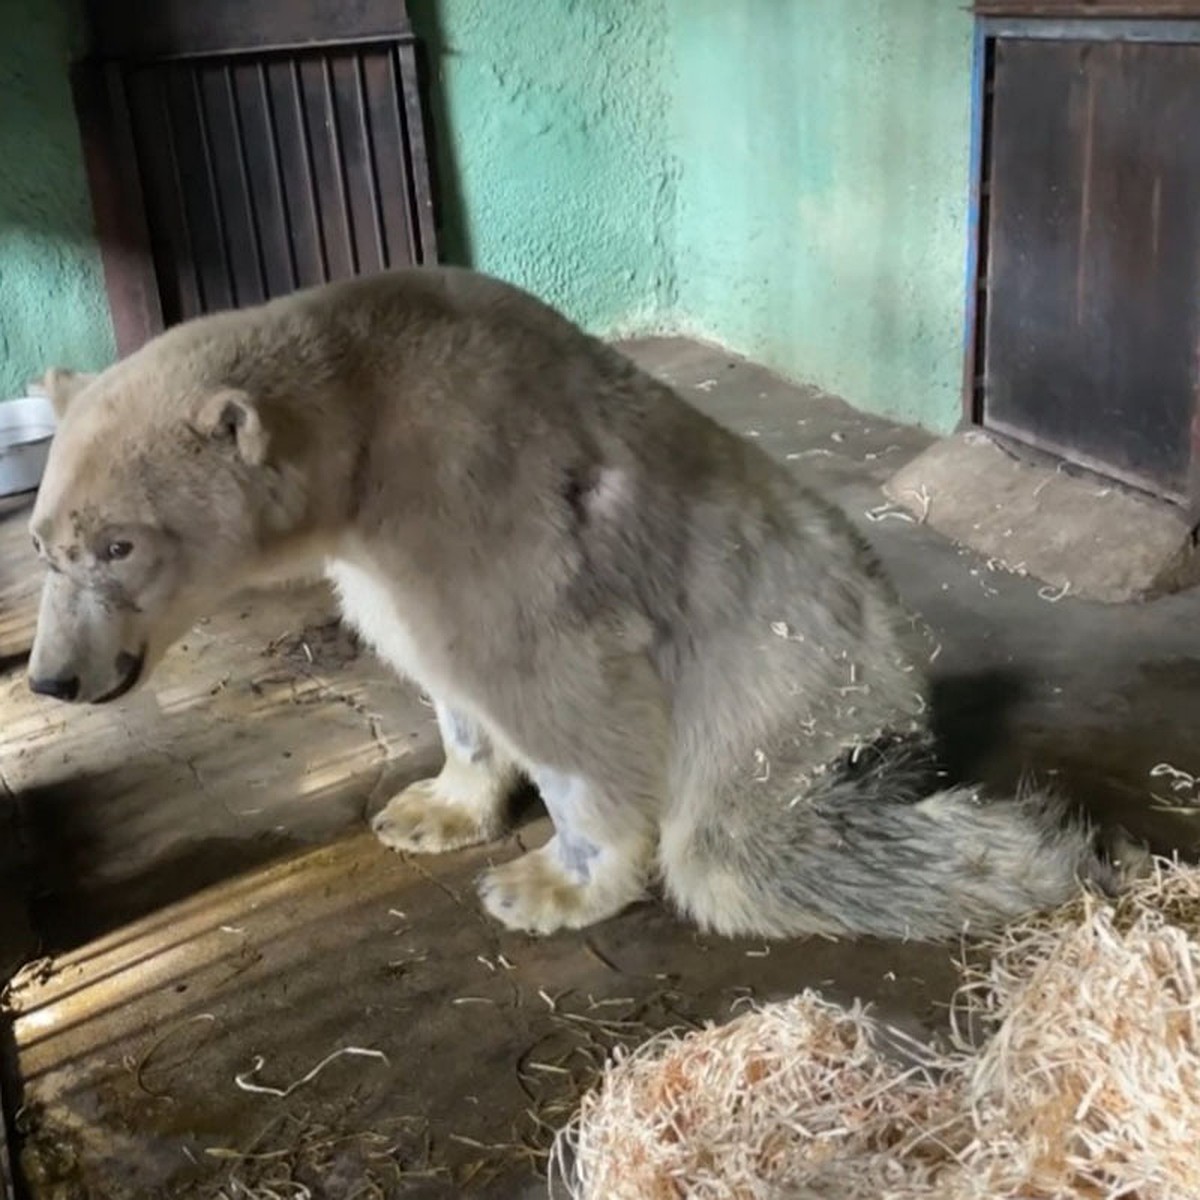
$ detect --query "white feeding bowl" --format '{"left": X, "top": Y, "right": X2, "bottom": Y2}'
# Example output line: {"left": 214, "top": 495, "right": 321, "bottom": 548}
{"left": 0, "top": 394, "right": 57, "bottom": 497}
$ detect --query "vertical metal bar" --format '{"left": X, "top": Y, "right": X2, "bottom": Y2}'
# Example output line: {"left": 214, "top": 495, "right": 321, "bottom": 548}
{"left": 191, "top": 64, "right": 237, "bottom": 305}
{"left": 395, "top": 42, "right": 438, "bottom": 264}
{"left": 157, "top": 67, "right": 204, "bottom": 316}
{"left": 291, "top": 58, "right": 330, "bottom": 281}
{"left": 322, "top": 54, "right": 358, "bottom": 273}
{"left": 226, "top": 62, "right": 269, "bottom": 302}
{"left": 388, "top": 46, "right": 419, "bottom": 264}
{"left": 354, "top": 51, "right": 388, "bottom": 268}
{"left": 259, "top": 60, "right": 300, "bottom": 290}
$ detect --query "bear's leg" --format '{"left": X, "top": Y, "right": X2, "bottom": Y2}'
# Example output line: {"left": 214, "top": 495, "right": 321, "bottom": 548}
{"left": 372, "top": 701, "right": 520, "bottom": 853}
{"left": 477, "top": 653, "right": 666, "bottom": 935}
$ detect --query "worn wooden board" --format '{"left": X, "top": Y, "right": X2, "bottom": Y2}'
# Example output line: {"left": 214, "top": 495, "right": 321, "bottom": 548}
{"left": 0, "top": 496, "right": 39, "bottom": 668}
{"left": 3, "top": 828, "right": 960, "bottom": 1200}
{"left": 0, "top": 495, "right": 440, "bottom": 952}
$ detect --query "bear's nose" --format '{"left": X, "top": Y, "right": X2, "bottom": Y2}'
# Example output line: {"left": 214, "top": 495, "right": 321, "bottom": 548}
{"left": 28, "top": 674, "right": 81, "bottom": 702}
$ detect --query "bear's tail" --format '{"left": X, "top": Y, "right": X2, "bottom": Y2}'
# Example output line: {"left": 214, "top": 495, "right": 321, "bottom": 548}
{"left": 659, "top": 732, "right": 1127, "bottom": 941}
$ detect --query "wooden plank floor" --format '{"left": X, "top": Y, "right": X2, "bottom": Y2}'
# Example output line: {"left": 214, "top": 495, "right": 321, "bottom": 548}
{"left": 0, "top": 494, "right": 440, "bottom": 952}
{"left": 3, "top": 339, "right": 1199, "bottom": 1198}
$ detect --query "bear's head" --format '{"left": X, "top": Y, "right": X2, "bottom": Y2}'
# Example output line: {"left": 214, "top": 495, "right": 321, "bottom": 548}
{"left": 26, "top": 360, "right": 311, "bottom": 703}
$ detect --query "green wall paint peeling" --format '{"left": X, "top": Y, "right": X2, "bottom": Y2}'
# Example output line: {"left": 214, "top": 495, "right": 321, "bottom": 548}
{"left": 667, "top": 0, "right": 974, "bottom": 432}
{"left": 0, "top": 0, "right": 115, "bottom": 401}
{"left": 409, "top": 0, "right": 679, "bottom": 335}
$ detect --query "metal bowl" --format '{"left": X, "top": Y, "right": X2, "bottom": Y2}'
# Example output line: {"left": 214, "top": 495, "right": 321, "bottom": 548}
{"left": 0, "top": 395, "right": 57, "bottom": 497}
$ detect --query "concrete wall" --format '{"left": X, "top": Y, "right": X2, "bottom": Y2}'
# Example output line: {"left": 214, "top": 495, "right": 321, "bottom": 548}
{"left": 409, "top": 0, "right": 678, "bottom": 335}
{"left": 0, "top": 0, "right": 974, "bottom": 432}
{"left": 667, "top": 0, "right": 975, "bottom": 432}
{"left": 0, "top": 0, "right": 114, "bottom": 401}
{"left": 416, "top": 0, "right": 975, "bottom": 432}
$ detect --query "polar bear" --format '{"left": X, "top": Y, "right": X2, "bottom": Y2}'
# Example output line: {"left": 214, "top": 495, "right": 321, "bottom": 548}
{"left": 26, "top": 267, "right": 1115, "bottom": 938}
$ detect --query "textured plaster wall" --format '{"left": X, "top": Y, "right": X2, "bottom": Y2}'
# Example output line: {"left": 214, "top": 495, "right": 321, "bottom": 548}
{"left": 667, "top": 0, "right": 975, "bottom": 432}
{"left": 409, "top": 0, "right": 678, "bottom": 335}
{"left": 3, "top": 0, "right": 974, "bottom": 431}
{"left": 417, "top": 0, "right": 974, "bottom": 431}
{"left": 0, "top": 0, "right": 115, "bottom": 401}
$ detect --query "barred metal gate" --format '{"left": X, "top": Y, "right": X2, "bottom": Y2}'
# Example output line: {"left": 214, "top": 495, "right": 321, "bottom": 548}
{"left": 74, "top": 0, "right": 437, "bottom": 354}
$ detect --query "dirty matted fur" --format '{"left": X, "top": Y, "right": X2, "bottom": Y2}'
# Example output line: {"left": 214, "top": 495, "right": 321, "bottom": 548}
{"left": 27, "top": 267, "right": 1113, "bottom": 940}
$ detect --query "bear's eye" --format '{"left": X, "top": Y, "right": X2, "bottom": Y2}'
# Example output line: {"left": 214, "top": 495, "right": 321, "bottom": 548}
{"left": 103, "top": 540, "right": 134, "bottom": 562}
{"left": 30, "top": 534, "right": 42, "bottom": 556}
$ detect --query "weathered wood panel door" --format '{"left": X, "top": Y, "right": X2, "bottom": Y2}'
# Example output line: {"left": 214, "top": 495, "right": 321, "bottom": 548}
{"left": 971, "top": 16, "right": 1200, "bottom": 503}
{"left": 76, "top": 0, "right": 438, "bottom": 355}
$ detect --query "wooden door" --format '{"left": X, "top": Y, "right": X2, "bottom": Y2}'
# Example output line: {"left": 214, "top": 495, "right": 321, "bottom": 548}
{"left": 974, "top": 30, "right": 1200, "bottom": 501}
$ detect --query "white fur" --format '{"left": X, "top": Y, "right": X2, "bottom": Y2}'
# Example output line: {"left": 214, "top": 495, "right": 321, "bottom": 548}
{"left": 326, "top": 555, "right": 432, "bottom": 687}
{"left": 27, "top": 267, "right": 1117, "bottom": 943}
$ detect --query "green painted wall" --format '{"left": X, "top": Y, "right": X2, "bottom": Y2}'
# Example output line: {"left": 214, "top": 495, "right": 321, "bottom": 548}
{"left": 0, "top": 0, "right": 115, "bottom": 401}
{"left": 409, "top": 0, "right": 678, "bottom": 335}
{"left": 667, "top": 0, "right": 975, "bottom": 432}
{"left": 416, "top": 0, "right": 975, "bottom": 432}
{"left": 1, "top": 0, "right": 974, "bottom": 432}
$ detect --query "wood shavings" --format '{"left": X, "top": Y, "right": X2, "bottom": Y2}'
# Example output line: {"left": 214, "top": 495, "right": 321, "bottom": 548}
{"left": 769, "top": 620, "right": 804, "bottom": 643}
{"left": 234, "top": 1047, "right": 389, "bottom": 1099}
{"left": 554, "top": 859, "right": 1200, "bottom": 1200}
{"left": 1149, "top": 763, "right": 1200, "bottom": 814}
{"left": 208, "top": 1113, "right": 436, "bottom": 1199}
{"left": 985, "top": 556, "right": 1028, "bottom": 578}
{"left": 752, "top": 749, "right": 770, "bottom": 782}
{"left": 1031, "top": 461, "right": 1070, "bottom": 500}
{"left": 1037, "top": 581, "right": 1071, "bottom": 603}
{"left": 583, "top": 940, "right": 624, "bottom": 974}
{"left": 552, "top": 993, "right": 956, "bottom": 1200}
{"left": 1150, "top": 762, "right": 1198, "bottom": 791}
{"left": 900, "top": 484, "right": 932, "bottom": 523}
{"left": 865, "top": 502, "right": 915, "bottom": 524}
{"left": 128, "top": 1013, "right": 217, "bottom": 1098}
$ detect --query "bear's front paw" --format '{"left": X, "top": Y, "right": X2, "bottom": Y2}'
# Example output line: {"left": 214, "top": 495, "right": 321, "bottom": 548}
{"left": 372, "top": 778, "right": 501, "bottom": 854}
{"left": 476, "top": 841, "right": 645, "bottom": 934}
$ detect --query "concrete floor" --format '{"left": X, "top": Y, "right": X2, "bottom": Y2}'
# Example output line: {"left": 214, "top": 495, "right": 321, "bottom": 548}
{"left": 1, "top": 338, "right": 1198, "bottom": 1198}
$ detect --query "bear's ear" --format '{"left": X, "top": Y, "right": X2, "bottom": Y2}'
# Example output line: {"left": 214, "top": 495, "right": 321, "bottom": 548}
{"left": 31, "top": 368, "right": 97, "bottom": 419}
{"left": 192, "top": 389, "right": 268, "bottom": 466}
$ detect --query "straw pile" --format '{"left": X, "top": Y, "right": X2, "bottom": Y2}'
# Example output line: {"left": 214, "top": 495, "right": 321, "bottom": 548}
{"left": 551, "top": 859, "right": 1200, "bottom": 1200}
